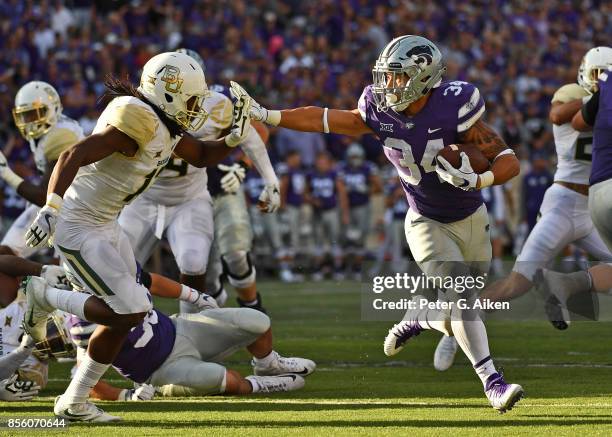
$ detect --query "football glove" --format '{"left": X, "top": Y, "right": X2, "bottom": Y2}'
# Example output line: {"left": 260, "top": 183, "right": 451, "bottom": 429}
{"left": 119, "top": 384, "right": 156, "bottom": 401}
{"left": 179, "top": 285, "right": 220, "bottom": 310}
{"left": 219, "top": 163, "right": 247, "bottom": 194}
{"left": 225, "top": 87, "right": 252, "bottom": 147}
{"left": 0, "top": 375, "right": 40, "bottom": 402}
{"left": 229, "top": 81, "right": 280, "bottom": 126}
{"left": 41, "top": 265, "right": 71, "bottom": 289}
{"left": 258, "top": 182, "right": 281, "bottom": 213}
{"left": 435, "top": 152, "right": 479, "bottom": 191}
{"left": 0, "top": 150, "right": 24, "bottom": 189}
{"left": 25, "top": 194, "right": 62, "bottom": 248}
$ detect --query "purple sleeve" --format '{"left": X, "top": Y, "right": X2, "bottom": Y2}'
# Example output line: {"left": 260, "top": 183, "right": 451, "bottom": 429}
{"left": 450, "top": 82, "right": 485, "bottom": 132}
{"left": 357, "top": 86, "right": 374, "bottom": 124}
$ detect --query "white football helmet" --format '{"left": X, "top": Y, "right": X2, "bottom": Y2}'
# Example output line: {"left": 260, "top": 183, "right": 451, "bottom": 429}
{"left": 138, "top": 51, "right": 209, "bottom": 131}
{"left": 12, "top": 81, "right": 62, "bottom": 140}
{"left": 578, "top": 46, "right": 612, "bottom": 94}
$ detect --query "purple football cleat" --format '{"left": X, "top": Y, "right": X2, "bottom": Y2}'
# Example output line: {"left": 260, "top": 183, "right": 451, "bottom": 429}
{"left": 485, "top": 372, "right": 524, "bottom": 413}
{"left": 383, "top": 320, "right": 423, "bottom": 356}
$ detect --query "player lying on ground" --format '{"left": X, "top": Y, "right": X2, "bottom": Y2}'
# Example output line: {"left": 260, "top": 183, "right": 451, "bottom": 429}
{"left": 231, "top": 34, "right": 523, "bottom": 412}
{"left": 1, "top": 255, "right": 315, "bottom": 400}
{"left": 21, "top": 51, "right": 253, "bottom": 422}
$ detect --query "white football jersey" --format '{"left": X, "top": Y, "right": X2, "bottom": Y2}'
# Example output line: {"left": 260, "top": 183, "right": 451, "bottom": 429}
{"left": 62, "top": 96, "right": 182, "bottom": 224}
{"left": 29, "top": 114, "right": 84, "bottom": 173}
{"left": 0, "top": 299, "right": 42, "bottom": 372}
{"left": 551, "top": 84, "right": 593, "bottom": 185}
{"left": 143, "top": 90, "right": 232, "bottom": 206}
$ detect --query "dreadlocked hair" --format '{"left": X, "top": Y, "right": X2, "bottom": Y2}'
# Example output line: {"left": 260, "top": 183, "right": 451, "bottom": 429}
{"left": 100, "top": 75, "right": 185, "bottom": 138}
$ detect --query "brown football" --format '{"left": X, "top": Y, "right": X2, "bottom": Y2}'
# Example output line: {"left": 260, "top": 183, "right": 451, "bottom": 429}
{"left": 436, "top": 143, "right": 490, "bottom": 174}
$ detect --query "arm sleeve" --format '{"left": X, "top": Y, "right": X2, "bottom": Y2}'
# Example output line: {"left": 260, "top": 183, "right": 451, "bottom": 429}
{"left": 581, "top": 90, "right": 600, "bottom": 126}
{"left": 0, "top": 347, "right": 32, "bottom": 380}
{"left": 240, "top": 126, "right": 278, "bottom": 185}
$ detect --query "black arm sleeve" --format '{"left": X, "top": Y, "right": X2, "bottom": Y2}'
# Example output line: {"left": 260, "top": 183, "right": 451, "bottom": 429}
{"left": 582, "top": 90, "right": 600, "bottom": 126}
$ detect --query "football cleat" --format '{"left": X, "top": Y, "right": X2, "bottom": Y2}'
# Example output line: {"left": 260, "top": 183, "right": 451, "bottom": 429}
{"left": 383, "top": 320, "right": 423, "bottom": 357}
{"left": 484, "top": 373, "right": 524, "bottom": 413}
{"left": 252, "top": 351, "right": 316, "bottom": 376}
{"left": 534, "top": 269, "right": 570, "bottom": 330}
{"left": 237, "top": 292, "right": 267, "bottom": 314}
{"left": 246, "top": 374, "right": 305, "bottom": 393}
{"left": 433, "top": 335, "right": 458, "bottom": 371}
{"left": 21, "top": 276, "right": 53, "bottom": 342}
{"left": 54, "top": 396, "right": 121, "bottom": 422}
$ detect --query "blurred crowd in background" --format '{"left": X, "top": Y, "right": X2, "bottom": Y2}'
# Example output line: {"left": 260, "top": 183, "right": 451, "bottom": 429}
{"left": 0, "top": 0, "right": 608, "bottom": 278}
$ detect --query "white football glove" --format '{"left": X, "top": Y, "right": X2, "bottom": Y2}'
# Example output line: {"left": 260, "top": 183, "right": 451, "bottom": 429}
{"left": 219, "top": 163, "right": 247, "bottom": 194}
{"left": 41, "top": 265, "right": 71, "bottom": 289}
{"left": 225, "top": 86, "right": 252, "bottom": 147}
{"left": 258, "top": 182, "right": 281, "bottom": 213}
{"left": 25, "top": 204, "right": 59, "bottom": 248}
{"left": 119, "top": 384, "right": 156, "bottom": 401}
{"left": 0, "top": 375, "right": 40, "bottom": 401}
{"left": 191, "top": 292, "right": 220, "bottom": 311}
{"left": 435, "top": 152, "right": 479, "bottom": 191}
{"left": 229, "top": 81, "right": 280, "bottom": 126}
{"left": 0, "top": 150, "right": 24, "bottom": 189}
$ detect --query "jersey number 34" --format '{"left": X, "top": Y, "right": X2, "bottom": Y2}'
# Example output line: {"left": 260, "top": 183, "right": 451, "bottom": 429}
{"left": 385, "top": 137, "right": 445, "bottom": 185}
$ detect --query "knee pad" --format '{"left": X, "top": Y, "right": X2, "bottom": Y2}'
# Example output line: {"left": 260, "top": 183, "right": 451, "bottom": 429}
{"left": 222, "top": 251, "right": 256, "bottom": 289}
{"left": 176, "top": 248, "right": 208, "bottom": 276}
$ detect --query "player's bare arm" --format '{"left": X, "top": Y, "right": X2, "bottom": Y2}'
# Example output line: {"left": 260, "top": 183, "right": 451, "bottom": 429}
{"left": 458, "top": 119, "right": 520, "bottom": 187}
{"left": 279, "top": 107, "right": 373, "bottom": 136}
{"left": 549, "top": 100, "right": 583, "bottom": 125}
{"left": 173, "top": 134, "right": 234, "bottom": 168}
{"left": 49, "top": 126, "right": 138, "bottom": 198}
{"left": 14, "top": 161, "right": 55, "bottom": 207}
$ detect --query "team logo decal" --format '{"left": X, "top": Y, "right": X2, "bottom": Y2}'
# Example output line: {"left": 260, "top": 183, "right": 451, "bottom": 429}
{"left": 158, "top": 65, "right": 183, "bottom": 93}
{"left": 400, "top": 45, "right": 434, "bottom": 65}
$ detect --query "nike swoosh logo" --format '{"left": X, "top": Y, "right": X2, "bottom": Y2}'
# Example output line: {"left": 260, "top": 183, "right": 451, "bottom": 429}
{"left": 281, "top": 374, "right": 298, "bottom": 381}
{"left": 428, "top": 128, "right": 442, "bottom": 133}
{"left": 44, "top": 213, "right": 53, "bottom": 228}
{"left": 293, "top": 368, "right": 310, "bottom": 375}
{"left": 61, "top": 410, "right": 93, "bottom": 419}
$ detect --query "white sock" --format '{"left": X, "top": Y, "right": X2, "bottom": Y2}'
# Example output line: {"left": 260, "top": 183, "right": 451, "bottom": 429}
{"left": 474, "top": 356, "right": 498, "bottom": 387}
{"left": 253, "top": 350, "right": 277, "bottom": 367}
{"left": 245, "top": 376, "right": 260, "bottom": 393}
{"left": 62, "top": 352, "right": 109, "bottom": 404}
{"left": 451, "top": 318, "right": 496, "bottom": 386}
{"left": 44, "top": 286, "right": 90, "bottom": 320}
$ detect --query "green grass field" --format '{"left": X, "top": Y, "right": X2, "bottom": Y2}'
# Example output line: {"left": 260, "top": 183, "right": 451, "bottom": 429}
{"left": 3, "top": 280, "right": 612, "bottom": 436}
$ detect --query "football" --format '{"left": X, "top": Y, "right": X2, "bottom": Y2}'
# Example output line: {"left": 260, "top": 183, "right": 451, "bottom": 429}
{"left": 436, "top": 143, "right": 490, "bottom": 174}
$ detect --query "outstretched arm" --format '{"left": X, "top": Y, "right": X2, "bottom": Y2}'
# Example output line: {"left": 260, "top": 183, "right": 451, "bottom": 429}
{"left": 276, "top": 107, "right": 374, "bottom": 136}
{"left": 458, "top": 119, "right": 520, "bottom": 187}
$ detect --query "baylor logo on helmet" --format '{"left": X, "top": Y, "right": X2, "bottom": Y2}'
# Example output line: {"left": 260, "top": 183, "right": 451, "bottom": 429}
{"left": 400, "top": 45, "right": 434, "bottom": 65}
{"left": 159, "top": 65, "right": 183, "bottom": 93}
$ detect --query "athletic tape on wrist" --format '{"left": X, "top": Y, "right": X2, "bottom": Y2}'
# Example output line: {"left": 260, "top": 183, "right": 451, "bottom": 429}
{"left": 323, "top": 107, "right": 330, "bottom": 133}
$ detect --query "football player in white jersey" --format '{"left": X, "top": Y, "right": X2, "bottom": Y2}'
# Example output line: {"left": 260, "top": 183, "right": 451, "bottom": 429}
{"left": 433, "top": 47, "right": 612, "bottom": 369}
{"left": 119, "top": 49, "right": 279, "bottom": 313}
{"left": 20, "top": 51, "right": 252, "bottom": 422}
{"left": 0, "top": 81, "right": 84, "bottom": 258}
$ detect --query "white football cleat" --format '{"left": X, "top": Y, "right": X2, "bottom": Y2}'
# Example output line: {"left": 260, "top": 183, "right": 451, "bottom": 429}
{"left": 54, "top": 396, "right": 121, "bottom": 422}
{"left": 22, "top": 276, "right": 53, "bottom": 341}
{"left": 383, "top": 320, "right": 423, "bottom": 357}
{"left": 253, "top": 351, "right": 316, "bottom": 376}
{"left": 246, "top": 374, "right": 305, "bottom": 393}
{"left": 433, "top": 335, "right": 458, "bottom": 371}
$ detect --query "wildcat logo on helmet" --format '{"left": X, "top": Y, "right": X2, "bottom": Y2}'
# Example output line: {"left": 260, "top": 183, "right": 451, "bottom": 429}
{"left": 400, "top": 45, "right": 434, "bottom": 65}
{"left": 159, "top": 65, "right": 183, "bottom": 93}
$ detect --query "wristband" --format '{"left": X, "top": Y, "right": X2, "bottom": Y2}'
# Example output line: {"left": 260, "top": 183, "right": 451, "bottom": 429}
{"left": 2, "top": 168, "right": 24, "bottom": 189}
{"left": 322, "top": 107, "right": 330, "bottom": 133}
{"left": 266, "top": 110, "right": 281, "bottom": 126}
{"left": 46, "top": 193, "right": 63, "bottom": 210}
{"left": 179, "top": 284, "right": 197, "bottom": 303}
{"left": 479, "top": 171, "right": 494, "bottom": 188}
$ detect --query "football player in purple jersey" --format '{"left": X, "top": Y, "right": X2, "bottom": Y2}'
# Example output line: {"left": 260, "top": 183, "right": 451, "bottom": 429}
{"left": 230, "top": 35, "right": 522, "bottom": 412}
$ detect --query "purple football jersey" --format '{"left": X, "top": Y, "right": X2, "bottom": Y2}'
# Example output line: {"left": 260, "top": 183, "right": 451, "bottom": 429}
{"left": 278, "top": 163, "right": 306, "bottom": 207}
{"left": 112, "top": 309, "right": 176, "bottom": 383}
{"left": 308, "top": 169, "right": 338, "bottom": 210}
{"left": 358, "top": 81, "right": 485, "bottom": 223}
{"left": 342, "top": 161, "right": 377, "bottom": 207}
{"left": 590, "top": 73, "right": 612, "bottom": 185}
